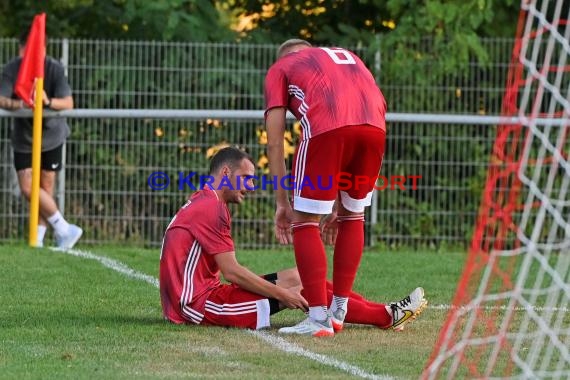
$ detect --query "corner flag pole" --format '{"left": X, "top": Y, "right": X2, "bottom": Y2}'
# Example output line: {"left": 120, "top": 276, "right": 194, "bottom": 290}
{"left": 29, "top": 78, "right": 44, "bottom": 247}
{"left": 14, "top": 13, "right": 46, "bottom": 247}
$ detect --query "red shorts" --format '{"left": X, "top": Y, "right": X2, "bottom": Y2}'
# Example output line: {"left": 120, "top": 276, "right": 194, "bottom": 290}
{"left": 292, "top": 125, "right": 385, "bottom": 214}
{"left": 200, "top": 283, "right": 271, "bottom": 330}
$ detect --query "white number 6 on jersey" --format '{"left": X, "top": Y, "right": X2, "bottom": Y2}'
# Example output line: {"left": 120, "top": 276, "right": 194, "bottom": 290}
{"left": 320, "top": 47, "right": 356, "bottom": 65}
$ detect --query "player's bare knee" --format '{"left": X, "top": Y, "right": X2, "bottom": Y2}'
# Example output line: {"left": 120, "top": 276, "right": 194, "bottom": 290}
{"left": 277, "top": 268, "right": 301, "bottom": 288}
{"left": 292, "top": 210, "right": 321, "bottom": 223}
{"left": 336, "top": 202, "right": 364, "bottom": 218}
{"left": 18, "top": 183, "right": 32, "bottom": 199}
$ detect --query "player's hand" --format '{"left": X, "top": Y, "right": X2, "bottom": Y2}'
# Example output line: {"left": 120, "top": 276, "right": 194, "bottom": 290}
{"left": 280, "top": 288, "right": 308, "bottom": 312}
{"left": 320, "top": 211, "right": 338, "bottom": 245}
{"left": 41, "top": 90, "right": 50, "bottom": 106}
{"left": 274, "top": 205, "right": 293, "bottom": 245}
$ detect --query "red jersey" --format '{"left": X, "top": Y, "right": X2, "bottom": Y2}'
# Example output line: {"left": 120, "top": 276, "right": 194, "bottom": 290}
{"left": 159, "top": 188, "right": 234, "bottom": 324}
{"left": 264, "top": 47, "right": 387, "bottom": 140}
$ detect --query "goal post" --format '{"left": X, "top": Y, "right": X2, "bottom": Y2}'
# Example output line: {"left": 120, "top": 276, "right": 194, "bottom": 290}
{"left": 423, "top": 1, "right": 570, "bottom": 378}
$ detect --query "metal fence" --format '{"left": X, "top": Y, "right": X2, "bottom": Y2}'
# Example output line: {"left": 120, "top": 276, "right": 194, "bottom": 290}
{"left": 0, "top": 38, "right": 515, "bottom": 249}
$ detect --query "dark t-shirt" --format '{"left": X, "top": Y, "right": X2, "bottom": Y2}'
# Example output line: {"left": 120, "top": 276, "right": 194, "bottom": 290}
{"left": 0, "top": 56, "right": 72, "bottom": 153}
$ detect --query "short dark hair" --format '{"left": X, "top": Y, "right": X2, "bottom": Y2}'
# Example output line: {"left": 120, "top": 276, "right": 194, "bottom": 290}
{"left": 19, "top": 30, "right": 48, "bottom": 47}
{"left": 209, "top": 147, "right": 254, "bottom": 175}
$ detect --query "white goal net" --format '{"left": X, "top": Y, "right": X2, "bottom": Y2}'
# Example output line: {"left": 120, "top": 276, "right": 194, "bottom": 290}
{"left": 424, "top": 0, "right": 570, "bottom": 378}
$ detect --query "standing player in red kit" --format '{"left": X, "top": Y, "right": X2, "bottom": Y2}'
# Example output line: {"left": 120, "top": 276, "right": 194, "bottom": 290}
{"left": 160, "top": 147, "right": 425, "bottom": 333}
{"left": 264, "top": 39, "right": 428, "bottom": 336}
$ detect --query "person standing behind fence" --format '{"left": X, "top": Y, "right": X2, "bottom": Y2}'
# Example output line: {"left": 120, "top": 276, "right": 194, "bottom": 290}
{"left": 263, "top": 39, "right": 427, "bottom": 336}
{"left": 0, "top": 31, "right": 82, "bottom": 249}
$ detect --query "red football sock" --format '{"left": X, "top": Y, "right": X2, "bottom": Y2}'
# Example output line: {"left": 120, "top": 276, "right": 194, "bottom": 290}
{"left": 292, "top": 222, "right": 328, "bottom": 307}
{"left": 344, "top": 297, "right": 392, "bottom": 328}
{"left": 333, "top": 215, "right": 365, "bottom": 296}
{"left": 326, "top": 281, "right": 392, "bottom": 328}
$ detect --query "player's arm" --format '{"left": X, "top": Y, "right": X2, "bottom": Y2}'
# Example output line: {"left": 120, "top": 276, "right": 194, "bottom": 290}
{"left": 0, "top": 95, "right": 23, "bottom": 110}
{"left": 0, "top": 72, "right": 22, "bottom": 109}
{"left": 42, "top": 92, "right": 73, "bottom": 111}
{"left": 266, "top": 107, "right": 295, "bottom": 244}
{"left": 43, "top": 64, "right": 74, "bottom": 111}
{"left": 265, "top": 107, "right": 288, "bottom": 207}
{"left": 214, "top": 251, "right": 308, "bottom": 311}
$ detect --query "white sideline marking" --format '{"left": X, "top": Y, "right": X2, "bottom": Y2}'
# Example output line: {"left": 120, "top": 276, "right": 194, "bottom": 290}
{"left": 50, "top": 248, "right": 391, "bottom": 380}
{"left": 248, "top": 330, "right": 393, "bottom": 380}
{"left": 429, "top": 303, "right": 569, "bottom": 313}
{"left": 50, "top": 247, "right": 159, "bottom": 288}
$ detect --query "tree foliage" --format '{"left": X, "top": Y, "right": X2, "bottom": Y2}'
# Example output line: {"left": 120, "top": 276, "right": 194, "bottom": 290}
{"left": 0, "top": 0, "right": 236, "bottom": 41}
{"left": 1, "top": 1, "right": 520, "bottom": 43}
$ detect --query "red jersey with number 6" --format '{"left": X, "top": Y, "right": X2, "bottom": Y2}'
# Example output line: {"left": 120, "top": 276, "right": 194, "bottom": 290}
{"left": 264, "top": 47, "right": 387, "bottom": 140}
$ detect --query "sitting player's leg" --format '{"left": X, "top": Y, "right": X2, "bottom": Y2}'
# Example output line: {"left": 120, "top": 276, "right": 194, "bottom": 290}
{"left": 277, "top": 268, "right": 427, "bottom": 331}
{"left": 273, "top": 268, "right": 303, "bottom": 298}
{"left": 388, "top": 287, "right": 428, "bottom": 331}
{"left": 325, "top": 281, "right": 429, "bottom": 332}
{"left": 201, "top": 268, "right": 305, "bottom": 330}
{"left": 326, "top": 280, "right": 392, "bottom": 329}
{"left": 202, "top": 283, "right": 277, "bottom": 330}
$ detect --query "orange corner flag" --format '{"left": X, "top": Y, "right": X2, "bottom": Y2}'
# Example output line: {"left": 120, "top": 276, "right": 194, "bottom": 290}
{"left": 15, "top": 13, "right": 46, "bottom": 108}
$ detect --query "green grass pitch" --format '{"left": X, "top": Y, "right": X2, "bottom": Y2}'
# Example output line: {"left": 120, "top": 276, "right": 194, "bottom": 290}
{"left": 0, "top": 244, "right": 466, "bottom": 379}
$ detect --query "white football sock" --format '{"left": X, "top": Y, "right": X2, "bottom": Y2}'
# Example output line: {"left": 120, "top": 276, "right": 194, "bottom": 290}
{"left": 37, "top": 224, "right": 47, "bottom": 243}
{"left": 308, "top": 306, "right": 328, "bottom": 321}
{"left": 47, "top": 211, "right": 70, "bottom": 236}
{"left": 330, "top": 295, "right": 349, "bottom": 314}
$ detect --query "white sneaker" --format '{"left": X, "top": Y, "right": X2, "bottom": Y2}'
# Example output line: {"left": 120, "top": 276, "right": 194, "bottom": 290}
{"left": 278, "top": 317, "right": 334, "bottom": 337}
{"left": 56, "top": 224, "right": 83, "bottom": 250}
{"left": 329, "top": 309, "right": 346, "bottom": 332}
{"left": 389, "top": 287, "right": 428, "bottom": 331}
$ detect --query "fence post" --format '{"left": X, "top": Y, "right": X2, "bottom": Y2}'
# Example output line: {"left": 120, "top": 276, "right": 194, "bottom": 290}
{"left": 368, "top": 34, "right": 382, "bottom": 248}
{"left": 57, "top": 38, "right": 69, "bottom": 214}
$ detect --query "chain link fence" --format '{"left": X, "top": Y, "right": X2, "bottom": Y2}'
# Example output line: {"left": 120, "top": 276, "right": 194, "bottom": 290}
{"left": 0, "top": 38, "right": 514, "bottom": 248}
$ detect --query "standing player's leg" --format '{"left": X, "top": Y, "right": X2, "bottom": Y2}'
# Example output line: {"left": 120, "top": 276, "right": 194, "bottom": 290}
{"left": 15, "top": 145, "right": 82, "bottom": 248}
{"left": 41, "top": 146, "right": 83, "bottom": 249}
{"left": 329, "top": 125, "right": 386, "bottom": 331}
{"left": 16, "top": 168, "right": 54, "bottom": 247}
{"left": 38, "top": 168, "right": 56, "bottom": 246}
{"left": 329, "top": 203, "right": 366, "bottom": 331}
{"left": 278, "top": 137, "right": 338, "bottom": 337}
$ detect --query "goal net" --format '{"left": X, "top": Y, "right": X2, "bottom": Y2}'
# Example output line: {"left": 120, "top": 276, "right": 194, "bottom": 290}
{"left": 423, "top": 0, "right": 570, "bottom": 378}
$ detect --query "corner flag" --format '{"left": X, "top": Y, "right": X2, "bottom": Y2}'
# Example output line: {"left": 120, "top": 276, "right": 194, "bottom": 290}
{"left": 15, "top": 13, "right": 46, "bottom": 107}
{"left": 15, "top": 13, "right": 46, "bottom": 247}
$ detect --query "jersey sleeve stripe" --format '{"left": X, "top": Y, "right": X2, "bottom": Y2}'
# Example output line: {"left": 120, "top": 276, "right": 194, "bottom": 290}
{"left": 288, "top": 85, "right": 312, "bottom": 139}
{"left": 180, "top": 240, "right": 201, "bottom": 312}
